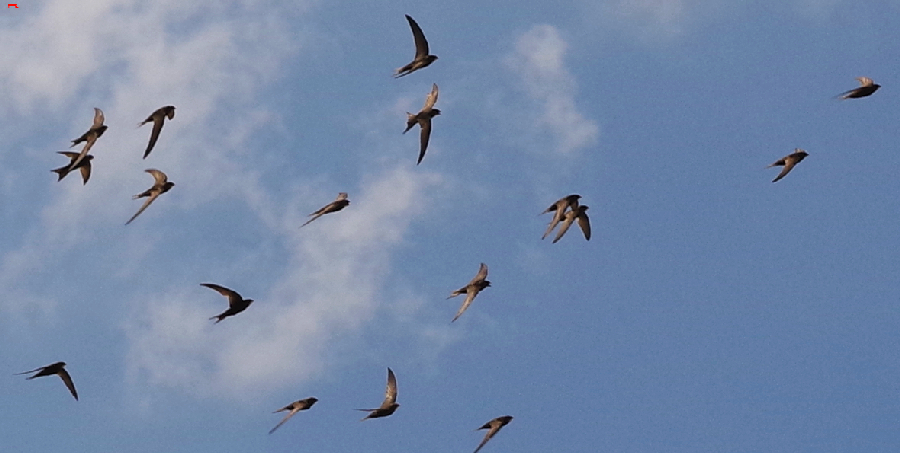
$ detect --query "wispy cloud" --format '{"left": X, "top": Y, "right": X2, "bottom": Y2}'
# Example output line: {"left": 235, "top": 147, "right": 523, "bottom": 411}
{"left": 504, "top": 25, "right": 599, "bottom": 157}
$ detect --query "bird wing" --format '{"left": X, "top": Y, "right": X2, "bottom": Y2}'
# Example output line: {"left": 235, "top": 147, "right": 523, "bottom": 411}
{"left": 201, "top": 283, "right": 243, "bottom": 307}
{"left": 58, "top": 151, "right": 80, "bottom": 159}
{"left": 382, "top": 368, "right": 398, "bottom": 406}
{"left": 58, "top": 368, "right": 78, "bottom": 400}
{"left": 470, "top": 263, "right": 488, "bottom": 285}
{"left": 553, "top": 211, "right": 577, "bottom": 243}
{"left": 79, "top": 160, "right": 92, "bottom": 185}
{"left": 144, "top": 114, "right": 166, "bottom": 158}
{"left": 417, "top": 118, "right": 431, "bottom": 164}
{"left": 451, "top": 289, "right": 477, "bottom": 323}
{"left": 125, "top": 192, "right": 160, "bottom": 225}
{"left": 772, "top": 159, "right": 795, "bottom": 183}
{"left": 92, "top": 108, "right": 105, "bottom": 128}
{"left": 473, "top": 426, "right": 498, "bottom": 453}
{"left": 857, "top": 76, "right": 874, "bottom": 87}
{"left": 405, "top": 15, "right": 430, "bottom": 58}
{"left": 268, "top": 409, "right": 298, "bottom": 434}
{"left": 576, "top": 208, "right": 591, "bottom": 241}
{"left": 146, "top": 169, "right": 168, "bottom": 185}
{"left": 422, "top": 83, "right": 438, "bottom": 111}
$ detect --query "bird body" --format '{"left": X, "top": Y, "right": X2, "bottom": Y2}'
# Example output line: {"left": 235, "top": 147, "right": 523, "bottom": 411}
{"left": 767, "top": 149, "right": 809, "bottom": 182}
{"left": 395, "top": 15, "right": 438, "bottom": 78}
{"left": 301, "top": 192, "right": 349, "bottom": 227}
{"left": 838, "top": 77, "right": 880, "bottom": 99}
{"left": 69, "top": 107, "right": 106, "bottom": 170}
{"left": 202, "top": 283, "right": 254, "bottom": 323}
{"left": 448, "top": 263, "right": 491, "bottom": 322}
{"left": 139, "top": 106, "right": 176, "bottom": 159}
{"left": 17, "top": 361, "right": 78, "bottom": 400}
{"left": 358, "top": 368, "right": 399, "bottom": 420}
{"left": 126, "top": 169, "right": 174, "bottom": 224}
{"left": 268, "top": 397, "right": 318, "bottom": 434}
{"left": 473, "top": 415, "right": 513, "bottom": 453}
{"left": 52, "top": 152, "right": 93, "bottom": 184}
{"left": 403, "top": 83, "right": 440, "bottom": 164}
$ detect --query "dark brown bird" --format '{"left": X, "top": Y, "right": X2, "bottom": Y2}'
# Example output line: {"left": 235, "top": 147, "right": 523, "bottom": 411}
{"left": 767, "top": 149, "right": 808, "bottom": 183}
{"left": 838, "top": 77, "right": 880, "bottom": 99}
{"left": 473, "top": 415, "right": 513, "bottom": 453}
{"left": 126, "top": 169, "right": 175, "bottom": 224}
{"left": 301, "top": 192, "right": 349, "bottom": 227}
{"left": 553, "top": 205, "right": 591, "bottom": 243}
{"left": 69, "top": 107, "right": 106, "bottom": 170}
{"left": 447, "top": 263, "right": 491, "bottom": 323}
{"left": 403, "top": 83, "right": 440, "bottom": 164}
{"left": 540, "top": 194, "right": 581, "bottom": 240}
{"left": 139, "top": 106, "right": 176, "bottom": 159}
{"left": 16, "top": 361, "right": 78, "bottom": 401}
{"left": 357, "top": 368, "right": 399, "bottom": 420}
{"left": 268, "top": 397, "right": 318, "bottom": 434}
{"left": 202, "top": 283, "right": 254, "bottom": 323}
{"left": 395, "top": 15, "right": 438, "bottom": 78}
{"left": 51, "top": 152, "right": 93, "bottom": 184}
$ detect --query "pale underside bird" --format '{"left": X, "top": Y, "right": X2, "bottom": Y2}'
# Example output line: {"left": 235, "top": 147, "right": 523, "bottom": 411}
{"left": 202, "top": 283, "right": 254, "bottom": 323}
{"left": 69, "top": 107, "right": 106, "bottom": 170}
{"left": 552, "top": 205, "right": 591, "bottom": 243}
{"left": 394, "top": 14, "right": 438, "bottom": 78}
{"left": 52, "top": 152, "right": 93, "bottom": 184}
{"left": 447, "top": 262, "right": 491, "bottom": 323}
{"left": 403, "top": 83, "right": 440, "bottom": 164}
{"left": 357, "top": 368, "right": 399, "bottom": 420}
{"left": 301, "top": 192, "right": 349, "bottom": 227}
{"left": 139, "top": 105, "right": 176, "bottom": 159}
{"left": 541, "top": 194, "right": 581, "bottom": 240}
{"left": 16, "top": 361, "right": 78, "bottom": 401}
{"left": 837, "top": 76, "right": 880, "bottom": 99}
{"left": 268, "top": 397, "right": 318, "bottom": 434}
{"left": 767, "top": 149, "right": 809, "bottom": 183}
{"left": 126, "top": 169, "right": 174, "bottom": 224}
{"left": 473, "top": 415, "right": 513, "bottom": 453}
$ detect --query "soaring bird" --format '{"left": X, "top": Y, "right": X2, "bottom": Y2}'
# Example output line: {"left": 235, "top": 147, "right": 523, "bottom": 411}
{"left": 301, "top": 192, "right": 350, "bottom": 227}
{"left": 268, "top": 397, "right": 318, "bottom": 434}
{"left": 51, "top": 152, "right": 93, "bottom": 184}
{"left": 767, "top": 149, "right": 809, "bottom": 183}
{"left": 69, "top": 107, "right": 106, "bottom": 170}
{"left": 394, "top": 15, "right": 438, "bottom": 78}
{"left": 139, "top": 106, "right": 176, "bottom": 159}
{"left": 403, "top": 83, "right": 440, "bottom": 164}
{"left": 447, "top": 263, "right": 491, "bottom": 323}
{"left": 552, "top": 205, "right": 591, "bottom": 244}
{"left": 838, "top": 77, "right": 880, "bottom": 99}
{"left": 202, "top": 283, "right": 254, "bottom": 323}
{"left": 17, "top": 361, "right": 78, "bottom": 401}
{"left": 473, "top": 415, "right": 513, "bottom": 453}
{"left": 357, "top": 368, "right": 399, "bottom": 420}
{"left": 126, "top": 169, "right": 175, "bottom": 224}
{"left": 540, "top": 194, "right": 581, "bottom": 240}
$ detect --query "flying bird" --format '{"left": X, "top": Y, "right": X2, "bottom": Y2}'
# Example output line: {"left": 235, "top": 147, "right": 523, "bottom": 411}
{"left": 16, "top": 361, "right": 78, "bottom": 401}
{"left": 767, "top": 149, "right": 809, "bottom": 183}
{"left": 473, "top": 415, "right": 513, "bottom": 453}
{"left": 268, "top": 397, "right": 318, "bottom": 434}
{"left": 126, "top": 169, "right": 175, "bottom": 224}
{"left": 540, "top": 194, "right": 581, "bottom": 240}
{"left": 139, "top": 106, "right": 176, "bottom": 159}
{"left": 202, "top": 283, "right": 254, "bottom": 323}
{"left": 403, "top": 83, "right": 440, "bottom": 164}
{"left": 395, "top": 15, "right": 438, "bottom": 78}
{"left": 69, "top": 107, "right": 107, "bottom": 170}
{"left": 357, "top": 368, "right": 399, "bottom": 420}
{"left": 552, "top": 205, "right": 591, "bottom": 244}
{"left": 301, "top": 192, "right": 349, "bottom": 227}
{"left": 51, "top": 152, "right": 93, "bottom": 184}
{"left": 838, "top": 77, "right": 880, "bottom": 99}
{"left": 447, "top": 263, "right": 491, "bottom": 323}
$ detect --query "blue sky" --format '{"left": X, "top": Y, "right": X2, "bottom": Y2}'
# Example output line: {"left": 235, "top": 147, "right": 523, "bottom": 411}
{"left": 2, "top": 1, "right": 899, "bottom": 452}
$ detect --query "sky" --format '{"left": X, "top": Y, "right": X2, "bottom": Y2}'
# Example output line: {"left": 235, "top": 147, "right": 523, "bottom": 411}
{"left": 1, "top": 1, "right": 900, "bottom": 452}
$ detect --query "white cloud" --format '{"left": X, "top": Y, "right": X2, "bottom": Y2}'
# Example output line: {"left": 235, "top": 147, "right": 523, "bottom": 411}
{"left": 505, "top": 25, "right": 599, "bottom": 157}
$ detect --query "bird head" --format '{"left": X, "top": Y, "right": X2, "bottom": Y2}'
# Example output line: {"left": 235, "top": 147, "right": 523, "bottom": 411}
{"left": 431, "top": 109, "right": 441, "bottom": 116}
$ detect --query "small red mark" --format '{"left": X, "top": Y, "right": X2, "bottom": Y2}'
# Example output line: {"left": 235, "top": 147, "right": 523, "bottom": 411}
{"left": 7, "top": 3, "right": 18, "bottom": 7}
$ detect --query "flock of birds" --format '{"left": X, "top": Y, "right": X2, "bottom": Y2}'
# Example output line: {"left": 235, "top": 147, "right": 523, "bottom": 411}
{"left": 17, "top": 13, "right": 882, "bottom": 453}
